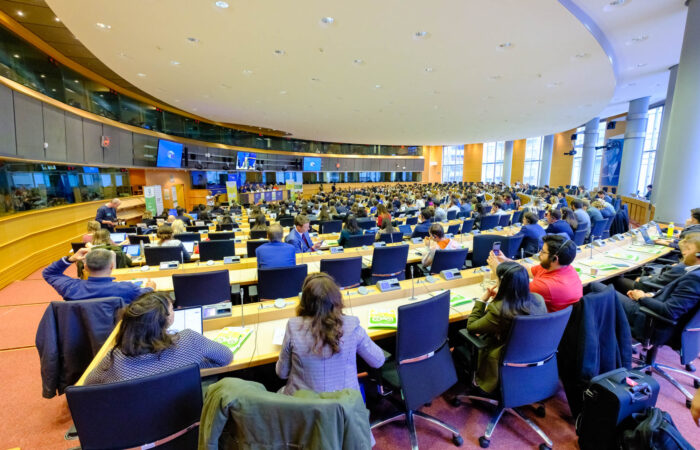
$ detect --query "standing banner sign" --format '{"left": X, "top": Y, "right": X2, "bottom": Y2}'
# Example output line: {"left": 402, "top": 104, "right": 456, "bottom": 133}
{"left": 253, "top": 192, "right": 262, "bottom": 204}
{"left": 226, "top": 181, "right": 238, "bottom": 204}
{"left": 144, "top": 185, "right": 164, "bottom": 216}
{"left": 285, "top": 180, "right": 303, "bottom": 201}
{"left": 600, "top": 139, "right": 623, "bottom": 187}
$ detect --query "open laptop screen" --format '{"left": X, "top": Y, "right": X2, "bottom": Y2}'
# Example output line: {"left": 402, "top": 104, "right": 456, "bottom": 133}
{"left": 167, "top": 306, "right": 203, "bottom": 334}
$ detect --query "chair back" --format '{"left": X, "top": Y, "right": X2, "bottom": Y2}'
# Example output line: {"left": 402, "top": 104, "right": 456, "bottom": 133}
{"left": 66, "top": 364, "right": 202, "bottom": 450}
{"left": 446, "top": 223, "right": 460, "bottom": 235}
{"left": 370, "top": 245, "right": 410, "bottom": 283}
{"left": 501, "top": 235, "right": 524, "bottom": 259}
{"left": 216, "top": 223, "right": 234, "bottom": 231}
{"left": 590, "top": 219, "right": 607, "bottom": 240}
{"left": 173, "top": 270, "right": 231, "bottom": 307}
{"left": 377, "top": 232, "right": 404, "bottom": 244}
{"left": 258, "top": 265, "right": 308, "bottom": 300}
{"left": 396, "top": 291, "right": 457, "bottom": 411}
{"left": 573, "top": 228, "right": 587, "bottom": 246}
{"left": 320, "top": 257, "right": 362, "bottom": 289}
{"left": 480, "top": 214, "right": 499, "bottom": 231}
{"left": 320, "top": 220, "right": 342, "bottom": 234}
{"left": 500, "top": 307, "right": 572, "bottom": 408}
{"left": 681, "top": 305, "right": 700, "bottom": 365}
{"left": 344, "top": 234, "right": 375, "bottom": 248}
{"left": 538, "top": 209, "right": 546, "bottom": 220}
{"left": 446, "top": 210, "right": 457, "bottom": 220}
{"left": 128, "top": 234, "right": 151, "bottom": 245}
{"left": 430, "top": 248, "right": 469, "bottom": 274}
{"left": 247, "top": 239, "right": 269, "bottom": 257}
{"left": 174, "top": 232, "right": 201, "bottom": 243}
{"left": 602, "top": 215, "right": 615, "bottom": 239}
{"left": 460, "top": 219, "right": 474, "bottom": 234}
{"left": 498, "top": 214, "right": 510, "bottom": 228}
{"left": 510, "top": 210, "right": 523, "bottom": 224}
{"left": 145, "top": 246, "right": 184, "bottom": 265}
{"left": 279, "top": 217, "right": 295, "bottom": 228}
{"left": 71, "top": 242, "right": 86, "bottom": 253}
{"left": 250, "top": 230, "right": 268, "bottom": 240}
{"left": 405, "top": 216, "right": 418, "bottom": 225}
{"left": 357, "top": 219, "right": 377, "bottom": 230}
{"left": 186, "top": 225, "right": 209, "bottom": 233}
{"left": 115, "top": 226, "right": 137, "bottom": 234}
{"left": 208, "top": 231, "right": 236, "bottom": 240}
{"left": 199, "top": 240, "right": 236, "bottom": 261}
{"left": 471, "top": 234, "right": 506, "bottom": 267}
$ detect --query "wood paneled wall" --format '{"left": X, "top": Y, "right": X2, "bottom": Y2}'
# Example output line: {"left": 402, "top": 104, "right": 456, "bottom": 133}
{"left": 422, "top": 146, "right": 443, "bottom": 183}
{"left": 511, "top": 139, "right": 526, "bottom": 184}
{"left": 463, "top": 143, "right": 483, "bottom": 182}
{"left": 550, "top": 128, "right": 577, "bottom": 187}
{"left": 0, "top": 196, "right": 144, "bottom": 290}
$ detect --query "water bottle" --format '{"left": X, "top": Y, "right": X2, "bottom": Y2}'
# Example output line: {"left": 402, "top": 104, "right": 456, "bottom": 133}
{"left": 667, "top": 222, "right": 675, "bottom": 238}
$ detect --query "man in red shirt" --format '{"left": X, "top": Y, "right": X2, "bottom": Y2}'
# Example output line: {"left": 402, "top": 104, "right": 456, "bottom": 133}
{"left": 488, "top": 234, "right": 582, "bottom": 312}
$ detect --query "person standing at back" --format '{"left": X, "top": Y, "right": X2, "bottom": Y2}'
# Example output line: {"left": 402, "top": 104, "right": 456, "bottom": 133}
{"left": 96, "top": 198, "right": 121, "bottom": 232}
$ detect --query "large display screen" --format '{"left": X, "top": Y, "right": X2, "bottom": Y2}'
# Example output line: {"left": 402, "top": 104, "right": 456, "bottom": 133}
{"left": 156, "top": 140, "right": 184, "bottom": 168}
{"left": 236, "top": 152, "right": 256, "bottom": 170}
{"left": 303, "top": 157, "right": 322, "bottom": 171}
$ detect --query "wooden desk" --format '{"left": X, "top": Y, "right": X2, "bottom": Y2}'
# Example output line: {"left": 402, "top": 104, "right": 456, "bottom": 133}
{"left": 77, "top": 235, "right": 671, "bottom": 385}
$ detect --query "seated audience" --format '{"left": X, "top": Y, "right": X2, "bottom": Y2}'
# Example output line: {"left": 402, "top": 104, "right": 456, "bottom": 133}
{"left": 571, "top": 199, "right": 591, "bottom": 236}
{"left": 85, "top": 292, "right": 232, "bottom": 384}
{"left": 411, "top": 208, "right": 434, "bottom": 238}
{"left": 489, "top": 234, "right": 582, "bottom": 312}
{"left": 256, "top": 224, "right": 296, "bottom": 269}
{"left": 511, "top": 212, "right": 546, "bottom": 255}
{"left": 250, "top": 213, "right": 268, "bottom": 237}
{"left": 465, "top": 262, "right": 547, "bottom": 393}
{"left": 43, "top": 248, "right": 154, "bottom": 302}
{"left": 421, "top": 223, "right": 460, "bottom": 268}
{"left": 655, "top": 207, "right": 700, "bottom": 249}
{"left": 583, "top": 198, "right": 604, "bottom": 224}
{"left": 545, "top": 209, "right": 575, "bottom": 239}
{"left": 171, "top": 219, "right": 187, "bottom": 236}
{"left": 561, "top": 207, "right": 579, "bottom": 232}
{"left": 377, "top": 218, "right": 398, "bottom": 238}
{"left": 338, "top": 215, "right": 364, "bottom": 247}
{"left": 491, "top": 201, "right": 508, "bottom": 215}
{"left": 376, "top": 204, "right": 391, "bottom": 228}
{"left": 88, "top": 229, "right": 132, "bottom": 268}
{"left": 175, "top": 207, "right": 192, "bottom": 226}
{"left": 153, "top": 224, "right": 191, "bottom": 262}
{"left": 276, "top": 273, "right": 385, "bottom": 394}
{"left": 82, "top": 220, "right": 101, "bottom": 243}
{"left": 285, "top": 215, "right": 321, "bottom": 253}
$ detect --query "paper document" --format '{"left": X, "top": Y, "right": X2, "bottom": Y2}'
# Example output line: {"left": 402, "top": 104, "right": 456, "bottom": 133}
{"left": 272, "top": 327, "right": 285, "bottom": 346}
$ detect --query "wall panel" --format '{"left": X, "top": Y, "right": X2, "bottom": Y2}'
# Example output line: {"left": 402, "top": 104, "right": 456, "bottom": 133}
{"left": 550, "top": 129, "right": 577, "bottom": 188}
{"left": 117, "top": 128, "right": 133, "bottom": 166}
{"left": 101, "top": 124, "right": 122, "bottom": 166}
{"left": 0, "top": 84, "right": 17, "bottom": 156}
{"left": 65, "top": 113, "right": 84, "bottom": 163}
{"left": 42, "top": 104, "right": 67, "bottom": 162}
{"left": 13, "top": 92, "right": 44, "bottom": 159}
{"left": 463, "top": 143, "right": 483, "bottom": 182}
{"left": 511, "top": 139, "right": 526, "bottom": 184}
{"left": 82, "top": 120, "right": 103, "bottom": 163}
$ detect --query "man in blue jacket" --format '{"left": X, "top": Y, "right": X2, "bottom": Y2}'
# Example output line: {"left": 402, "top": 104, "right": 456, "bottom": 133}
{"left": 256, "top": 224, "right": 296, "bottom": 269}
{"left": 544, "top": 209, "right": 575, "bottom": 239}
{"left": 284, "top": 215, "right": 321, "bottom": 253}
{"left": 512, "top": 212, "right": 546, "bottom": 255}
{"left": 95, "top": 198, "right": 120, "bottom": 232}
{"left": 43, "top": 248, "right": 155, "bottom": 302}
{"left": 411, "top": 208, "right": 433, "bottom": 238}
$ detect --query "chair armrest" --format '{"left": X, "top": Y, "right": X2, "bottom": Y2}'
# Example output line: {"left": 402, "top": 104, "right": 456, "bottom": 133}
{"left": 642, "top": 281, "right": 664, "bottom": 291}
{"left": 639, "top": 306, "right": 677, "bottom": 327}
{"left": 654, "top": 257, "right": 677, "bottom": 265}
{"left": 458, "top": 329, "right": 488, "bottom": 350}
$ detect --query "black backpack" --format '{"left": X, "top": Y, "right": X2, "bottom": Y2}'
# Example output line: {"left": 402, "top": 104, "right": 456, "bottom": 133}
{"left": 621, "top": 407, "right": 694, "bottom": 450}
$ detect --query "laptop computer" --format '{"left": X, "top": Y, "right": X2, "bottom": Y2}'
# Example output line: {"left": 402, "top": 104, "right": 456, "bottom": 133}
{"left": 182, "top": 241, "right": 196, "bottom": 253}
{"left": 110, "top": 232, "right": 127, "bottom": 243}
{"left": 190, "top": 213, "right": 198, "bottom": 220}
{"left": 167, "top": 306, "right": 203, "bottom": 334}
{"left": 124, "top": 244, "right": 141, "bottom": 257}
{"left": 639, "top": 227, "right": 655, "bottom": 245}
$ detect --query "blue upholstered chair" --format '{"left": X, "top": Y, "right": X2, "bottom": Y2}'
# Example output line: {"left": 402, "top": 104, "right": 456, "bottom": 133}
{"left": 369, "top": 245, "right": 409, "bottom": 284}
{"left": 460, "top": 219, "right": 475, "bottom": 234}
{"left": 345, "top": 234, "right": 376, "bottom": 248}
{"left": 199, "top": 240, "right": 236, "bottom": 261}
{"left": 479, "top": 214, "right": 499, "bottom": 231}
{"left": 320, "top": 257, "right": 362, "bottom": 289}
{"left": 377, "top": 232, "right": 404, "bottom": 244}
{"left": 208, "top": 231, "right": 236, "bottom": 240}
{"left": 257, "top": 264, "right": 308, "bottom": 300}
{"left": 429, "top": 248, "right": 469, "bottom": 275}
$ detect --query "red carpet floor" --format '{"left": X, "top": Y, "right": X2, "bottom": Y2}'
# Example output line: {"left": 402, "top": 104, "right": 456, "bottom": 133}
{"left": 0, "top": 280, "right": 62, "bottom": 306}
{"left": 0, "top": 264, "right": 698, "bottom": 449}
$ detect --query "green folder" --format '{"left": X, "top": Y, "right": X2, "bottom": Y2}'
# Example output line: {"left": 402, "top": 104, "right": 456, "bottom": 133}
{"left": 368, "top": 309, "right": 398, "bottom": 329}
{"left": 450, "top": 294, "right": 473, "bottom": 307}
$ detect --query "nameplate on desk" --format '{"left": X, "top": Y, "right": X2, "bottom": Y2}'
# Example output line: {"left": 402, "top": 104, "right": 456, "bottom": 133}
{"left": 159, "top": 261, "right": 179, "bottom": 270}
{"left": 203, "top": 301, "right": 232, "bottom": 319}
{"left": 471, "top": 230, "right": 480, "bottom": 235}
{"left": 495, "top": 226, "right": 503, "bottom": 231}
{"left": 223, "top": 256, "right": 240, "bottom": 264}
{"left": 445, "top": 233, "right": 454, "bottom": 239}
{"left": 440, "top": 268, "right": 462, "bottom": 280}
{"left": 377, "top": 278, "right": 401, "bottom": 292}
{"left": 373, "top": 242, "right": 386, "bottom": 248}
{"left": 330, "top": 246, "right": 344, "bottom": 254}
{"left": 411, "top": 237, "right": 423, "bottom": 244}
{"left": 612, "top": 234, "right": 625, "bottom": 241}
{"left": 594, "top": 240, "right": 606, "bottom": 247}
{"left": 233, "top": 228, "right": 242, "bottom": 233}
{"left": 513, "top": 222, "right": 521, "bottom": 227}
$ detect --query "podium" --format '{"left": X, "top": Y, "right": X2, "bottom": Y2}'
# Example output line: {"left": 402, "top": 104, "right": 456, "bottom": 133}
{"left": 239, "top": 189, "right": 288, "bottom": 205}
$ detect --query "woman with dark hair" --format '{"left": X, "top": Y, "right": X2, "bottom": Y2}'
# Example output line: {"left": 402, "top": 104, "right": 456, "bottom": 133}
{"left": 561, "top": 207, "right": 579, "bottom": 231}
{"left": 338, "top": 214, "right": 364, "bottom": 247}
{"left": 84, "top": 292, "right": 232, "bottom": 384}
{"left": 276, "top": 273, "right": 385, "bottom": 394}
{"left": 464, "top": 262, "right": 547, "bottom": 393}
{"left": 250, "top": 213, "right": 268, "bottom": 236}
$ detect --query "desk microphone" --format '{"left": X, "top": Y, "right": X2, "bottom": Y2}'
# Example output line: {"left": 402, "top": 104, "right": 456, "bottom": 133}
{"left": 409, "top": 265, "right": 417, "bottom": 300}
{"left": 239, "top": 287, "right": 245, "bottom": 328}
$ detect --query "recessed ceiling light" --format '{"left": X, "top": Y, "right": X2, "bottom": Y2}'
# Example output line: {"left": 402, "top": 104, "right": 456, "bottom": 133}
{"left": 630, "top": 34, "right": 649, "bottom": 43}
{"left": 214, "top": 1, "right": 229, "bottom": 8}
{"left": 242, "top": 69, "right": 253, "bottom": 75}
{"left": 40, "top": 74, "right": 46, "bottom": 78}
{"left": 170, "top": 60, "right": 181, "bottom": 66}
{"left": 310, "top": 77, "right": 320, "bottom": 82}
{"left": 54, "top": 17, "right": 60, "bottom": 22}
{"left": 498, "top": 42, "right": 513, "bottom": 49}
{"left": 414, "top": 31, "right": 428, "bottom": 38}
{"left": 574, "top": 52, "right": 590, "bottom": 58}
{"left": 353, "top": 59, "right": 364, "bottom": 64}
{"left": 96, "top": 22, "right": 111, "bottom": 30}
{"left": 51, "top": 88, "right": 56, "bottom": 92}
{"left": 425, "top": 67, "right": 433, "bottom": 72}
{"left": 186, "top": 37, "right": 199, "bottom": 43}
{"left": 279, "top": 90, "right": 287, "bottom": 95}
{"left": 546, "top": 81, "right": 562, "bottom": 88}
{"left": 12, "top": 54, "right": 20, "bottom": 59}
{"left": 16, "top": 10, "right": 24, "bottom": 17}
{"left": 74, "top": 79, "right": 79, "bottom": 83}
{"left": 609, "top": 0, "right": 625, "bottom": 5}
{"left": 627, "top": 82, "right": 636, "bottom": 87}
{"left": 274, "top": 49, "right": 285, "bottom": 55}
{"left": 321, "top": 17, "right": 334, "bottom": 24}
{"left": 636, "top": 63, "right": 647, "bottom": 68}
{"left": 137, "top": 73, "right": 146, "bottom": 77}
{"left": 374, "top": 84, "right": 382, "bottom": 89}
{"left": 488, "top": 75, "right": 502, "bottom": 80}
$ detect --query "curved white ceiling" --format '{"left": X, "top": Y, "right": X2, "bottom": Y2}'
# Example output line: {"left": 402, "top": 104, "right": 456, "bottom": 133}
{"left": 46, "top": 0, "right": 616, "bottom": 145}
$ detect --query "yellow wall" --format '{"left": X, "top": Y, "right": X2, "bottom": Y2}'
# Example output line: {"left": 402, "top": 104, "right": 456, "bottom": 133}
{"left": 422, "top": 145, "right": 443, "bottom": 183}
{"left": 511, "top": 139, "right": 526, "bottom": 184}
{"left": 463, "top": 143, "right": 483, "bottom": 182}
{"left": 550, "top": 128, "right": 577, "bottom": 187}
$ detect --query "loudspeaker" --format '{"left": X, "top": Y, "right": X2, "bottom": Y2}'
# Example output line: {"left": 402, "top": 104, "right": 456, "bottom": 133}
{"left": 607, "top": 122, "right": 616, "bottom": 130}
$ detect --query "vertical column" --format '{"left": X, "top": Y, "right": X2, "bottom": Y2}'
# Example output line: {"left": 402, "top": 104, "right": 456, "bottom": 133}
{"left": 654, "top": 0, "right": 700, "bottom": 223}
{"left": 649, "top": 64, "right": 678, "bottom": 204}
{"left": 579, "top": 117, "right": 600, "bottom": 190}
{"left": 502, "top": 140, "right": 513, "bottom": 185}
{"left": 539, "top": 134, "right": 554, "bottom": 186}
{"left": 616, "top": 97, "right": 650, "bottom": 196}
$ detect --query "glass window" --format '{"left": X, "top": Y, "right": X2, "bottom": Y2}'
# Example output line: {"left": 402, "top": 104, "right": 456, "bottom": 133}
{"left": 637, "top": 106, "right": 663, "bottom": 195}
{"left": 523, "top": 137, "right": 543, "bottom": 185}
{"left": 481, "top": 141, "right": 504, "bottom": 183}
{"left": 441, "top": 145, "right": 464, "bottom": 183}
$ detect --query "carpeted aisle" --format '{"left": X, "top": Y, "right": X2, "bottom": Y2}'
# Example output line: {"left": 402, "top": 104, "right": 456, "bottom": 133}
{"left": 0, "top": 280, "right": 61, "bottom": 307}
{"left": 0, "top": 304, "right": 49, "bottom": 350}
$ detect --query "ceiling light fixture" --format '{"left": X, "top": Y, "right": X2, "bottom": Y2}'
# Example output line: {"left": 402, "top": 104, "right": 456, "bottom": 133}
{"left": 274, "top": 49, "right": 285, "bottom": 55}
{"left": 96, "top": 22, "right": 111, "bottom": 30}
{"left": 574, "top": 52, "right": 589, "bottom": 58}
{"left": 54, "top": 17, "right": 60, "bottom": 22}
{"left": 630, "top": 34, "right": 649, "bottom": 43}
{"left": 353, "top": 59, "right": 364, "bottom": 64}
{"left": 488, "top": 75, "right": 502, "bottom": 80}
{"left": 186, "top": 37, "right": 199, "bottom": 43}
{"left": 374, "top": 84, "right": 382, "bottom": 89}
{"left": 321, "top": 17, "right": 334, "bottom": 24}
{"left": 425, "top": 67, "right": 433, "bottom": 72}
{"left": 12, "top": 54, "right": 20, "bottom": 59}
{"left": 170, "top": 60, "right": 181, "bottom": 66}
{"left": 279, "top": 90, "right": 287, "bottom": 95}
{"left": 609, "top": 0, "right": 625, "bottom": 5}
{"left": 242, "top": 69, "right": 253, "bottom": 75}
{"left": 40, "top": 74, "right": 46, "bottom": 78}
{"left": 310, "top": 77, "right": 320, "bottom": 82}
{"left": 137, "top": 73, "right": 146, "bottom": 77}
{"left": 16, "top": 10, "right": 24, "bottom": 17}
{"left": 214, "top": 1, "right": 229, "bottom": 8}
{"left": 636, "top": 63, "right": 647, "bottom": 68}
{"left": 498, "top": 42, "right": 513, "bottom": 49}
{"left": 74, "top": 79, "right": 79, "bottom": 83}
{"left": 414, "top": 31, "right": 428, "bottom": 38}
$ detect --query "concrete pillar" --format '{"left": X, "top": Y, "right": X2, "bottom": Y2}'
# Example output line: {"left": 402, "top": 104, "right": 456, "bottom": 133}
{"left": 650, "top": 64, "right": 678, "bottom": 204}
{"left": 502, "top": 140, "right": 513, "bottom": 185}
{"left": 654, "top": 0, "right": 700, "bottom": 223}
{"left": 539, "top": 134, "right": 554, "bottom": 187}
{"left": 617, "top": 97, "right": 650, "bottom": 196}
{"left": 579, "top": 117, "right": 600, "bottom": 190}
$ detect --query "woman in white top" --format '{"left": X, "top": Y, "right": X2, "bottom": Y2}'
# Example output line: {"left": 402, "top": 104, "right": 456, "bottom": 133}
{"left": 422, "top": 223, "right": 461, "bottom": 267}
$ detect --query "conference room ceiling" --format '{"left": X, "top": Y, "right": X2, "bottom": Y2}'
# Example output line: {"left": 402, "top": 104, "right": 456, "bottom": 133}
{"left": 31, "top": 1, "right": 687, "bottom": 145}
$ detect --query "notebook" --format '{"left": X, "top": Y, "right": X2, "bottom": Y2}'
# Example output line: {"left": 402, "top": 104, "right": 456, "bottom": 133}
{"left": 213, "top": 327, "right": 253, "bottom": 354}
{"left": 368, "top": 309, "right": 398, "bottom": 330}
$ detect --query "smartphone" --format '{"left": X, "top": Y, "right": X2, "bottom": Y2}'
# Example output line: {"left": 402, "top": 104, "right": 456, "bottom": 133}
{"left": 492, "top": 241, "right": 501, "bottom": 256}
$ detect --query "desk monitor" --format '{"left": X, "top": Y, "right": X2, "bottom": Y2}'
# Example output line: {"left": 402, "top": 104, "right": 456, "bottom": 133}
{"left": 190, "top": 213, "right": 198, "bottom": 220}
{"left": 124, "top": 244, "right": 141, "bottom": 257}
{"left": 168, "top": 306, "right": 203, "bottom": 335}
{"left": 168, "top": 208, "right": 177, "bottom": 216}
{"left": 110, "top": 232, "right": 127, "bottom": 243}
{"left": 182, "top": 241, "right": 195, "bottom": 253}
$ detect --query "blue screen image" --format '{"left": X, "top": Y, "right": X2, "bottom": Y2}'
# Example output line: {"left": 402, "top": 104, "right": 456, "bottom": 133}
{"left": 303, "top": 157, "right": 322, "bottom": 171}
{"left": 83, "top": 166, "right": 99, "bottom": 173}
{"left": 237, "top": 152, "right": 256, "bottom": 170}
{"left": 156, "top": 140, "right": 184, "bottom": 168}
